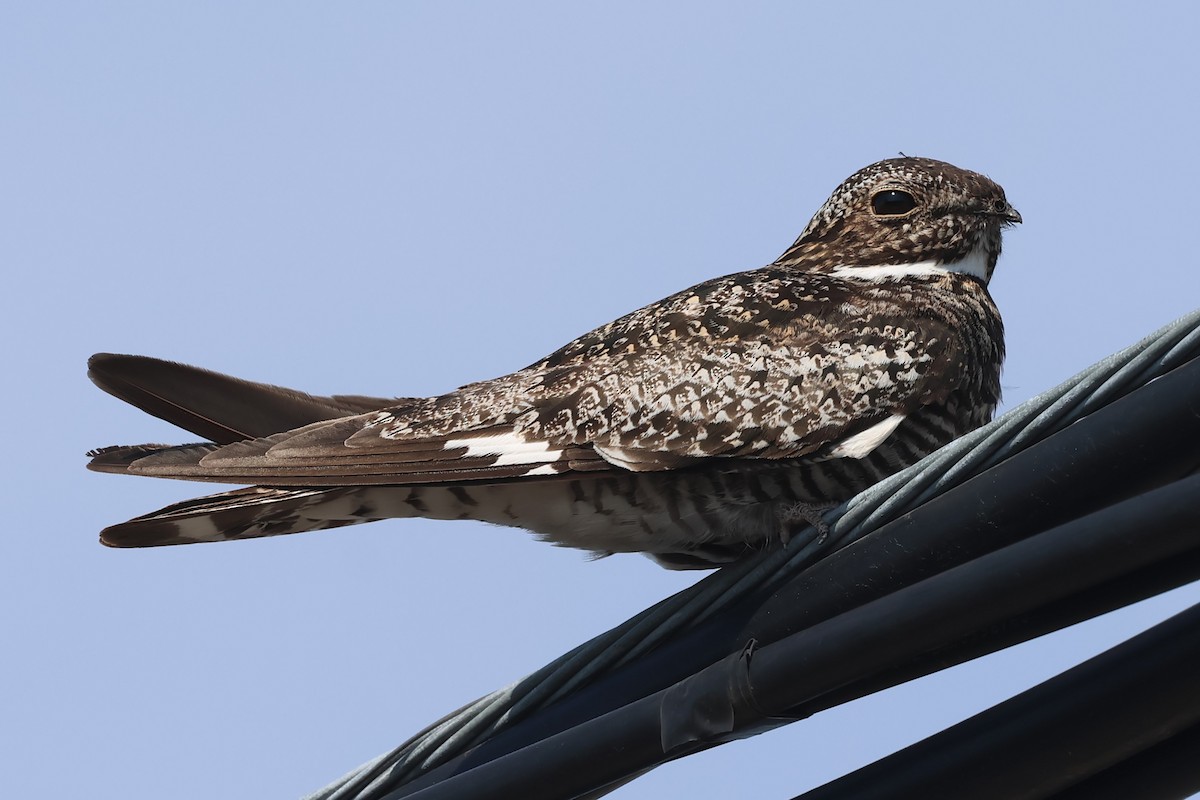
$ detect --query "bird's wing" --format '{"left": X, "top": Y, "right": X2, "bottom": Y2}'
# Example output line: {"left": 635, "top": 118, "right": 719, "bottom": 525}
{"left": 88, "top": 271, "right": 968, "bottom": 485}
{"left": 88, "top": 353, "right": 401, "bottom": 443}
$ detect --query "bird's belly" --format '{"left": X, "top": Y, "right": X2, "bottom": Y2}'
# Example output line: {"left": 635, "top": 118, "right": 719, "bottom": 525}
{"left": 362, "top": 402, "right": 986, "bottom": 565}
{"left": 362, "top": 456, "right": 888, "bottom": 561}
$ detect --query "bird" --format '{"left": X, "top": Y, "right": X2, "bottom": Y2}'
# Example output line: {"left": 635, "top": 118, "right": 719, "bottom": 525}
{"left": 87, "top": 156, "right": 1019, "bottom": 569}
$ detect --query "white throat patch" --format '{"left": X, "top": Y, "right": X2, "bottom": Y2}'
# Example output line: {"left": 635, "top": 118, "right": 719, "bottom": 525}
{"left": 831, "top": 246, "right": 991, "bottom": 283}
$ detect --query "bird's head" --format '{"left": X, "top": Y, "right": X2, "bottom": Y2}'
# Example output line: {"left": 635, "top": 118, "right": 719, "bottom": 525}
{"left": 777, "top": 157, "right": 1021, "bottom": 283}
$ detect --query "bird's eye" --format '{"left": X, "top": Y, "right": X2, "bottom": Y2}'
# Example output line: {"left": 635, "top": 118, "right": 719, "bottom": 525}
{"left": 871, "top": 190, "right": 917, "bottom": 216}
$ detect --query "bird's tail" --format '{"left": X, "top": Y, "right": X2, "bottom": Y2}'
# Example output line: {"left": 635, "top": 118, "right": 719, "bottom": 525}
{"left": 98, "top": 485, "right": 379, "bottom": 547}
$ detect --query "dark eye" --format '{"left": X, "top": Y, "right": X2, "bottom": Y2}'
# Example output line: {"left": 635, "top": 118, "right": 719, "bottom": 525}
{"left": 871, "top": 190, "right": 917, "bottom": 216}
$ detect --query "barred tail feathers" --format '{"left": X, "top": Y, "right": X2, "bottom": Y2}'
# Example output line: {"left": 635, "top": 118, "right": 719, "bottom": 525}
{"left": 99, "top": 486, "right": 381, "bottom": 547}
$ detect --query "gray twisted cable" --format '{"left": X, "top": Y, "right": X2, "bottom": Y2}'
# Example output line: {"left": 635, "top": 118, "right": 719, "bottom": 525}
{"left": 307, "top": 308, "right": 1200, "bottom": 800}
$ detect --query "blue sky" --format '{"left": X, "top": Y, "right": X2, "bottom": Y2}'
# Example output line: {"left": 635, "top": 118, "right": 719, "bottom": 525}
{"left": 4, "top": 3, "right": 1199, "bottom": 797}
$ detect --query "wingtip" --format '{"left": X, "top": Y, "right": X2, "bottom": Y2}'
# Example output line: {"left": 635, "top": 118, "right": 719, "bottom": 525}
{"left": 86, "top": 442, "right": 220, "bottom": 474}
{"left": 88, "top": 351, "right": 123, "bottom": 367}
{"left": 86, "top": 443, "right": 165, "bottom": 473}
{"left": 87, "top": 352, "right": 140, "bottom": 385}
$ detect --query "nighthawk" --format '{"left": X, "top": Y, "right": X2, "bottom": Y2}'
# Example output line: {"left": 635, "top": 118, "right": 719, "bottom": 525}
{"left": 88, "top": 157, "right": 1019, "bottom": 569}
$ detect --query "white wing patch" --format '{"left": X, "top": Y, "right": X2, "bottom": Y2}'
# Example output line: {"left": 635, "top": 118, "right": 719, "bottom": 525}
{"left": 827, "top": 413, "right": 906, "bottom": 458}
{"left": 447, "top": 431, "right": 564, "bottom": 467}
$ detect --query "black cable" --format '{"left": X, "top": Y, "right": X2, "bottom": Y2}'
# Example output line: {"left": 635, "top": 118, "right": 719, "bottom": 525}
{"left": 793, "top": 604, "right": 1200, "bottom": 800}
{"left": 390, "top": 473, "right": 1200, "bottom": 800}
{"left": 381, "top": 355, "right": 1200, "bottom": 799}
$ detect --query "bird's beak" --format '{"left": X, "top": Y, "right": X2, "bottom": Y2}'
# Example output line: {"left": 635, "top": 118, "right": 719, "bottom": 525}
{"left": 1000, "top": 204, "right": 1022, "bottom": 225}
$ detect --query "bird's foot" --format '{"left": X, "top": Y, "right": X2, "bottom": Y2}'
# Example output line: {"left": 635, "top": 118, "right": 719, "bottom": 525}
{"left": 779, "top": 502, "right": 837, "bottom": 546}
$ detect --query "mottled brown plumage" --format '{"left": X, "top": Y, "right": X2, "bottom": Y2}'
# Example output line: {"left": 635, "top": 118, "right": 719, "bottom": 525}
{"left": 88, "top": 157, "right": 1018, "bottom": 568}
